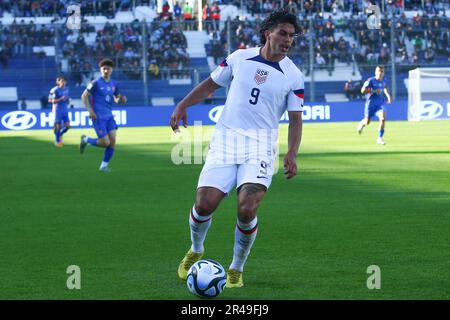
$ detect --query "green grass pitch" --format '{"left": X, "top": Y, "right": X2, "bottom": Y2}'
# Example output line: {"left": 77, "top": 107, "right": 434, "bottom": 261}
{"left": 0, "top": 120, "right": 449, "bottom": 299}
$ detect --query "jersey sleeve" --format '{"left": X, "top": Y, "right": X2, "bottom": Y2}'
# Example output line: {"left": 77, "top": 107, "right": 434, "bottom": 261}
{"left": 286, "top": 73, "right": 305, "bottom": 112}
{"left": 210, "top": 50, "right": 240, "bottom": 87}
{"left": 86, "top": 80, "right": 97, "bottom": 94}
{"left": 364, "top": 78, "right": 373, "bottom": 89}
{"left": 113, "top": 83, "right": 120, "bottom": 96}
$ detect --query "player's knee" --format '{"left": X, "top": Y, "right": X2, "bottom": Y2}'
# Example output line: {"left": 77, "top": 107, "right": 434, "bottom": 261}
{"left": 98, "top": 138, "right": 110, "bottom": 147}
{"left": 109, "top": 138, "right": 116, "bottom": 147}
{"left": 195, "top": 188, "right": 223, "bottom": 215}
{"left": 195, "top": 197, "right": 219, "bottom": 216}
{"left": 237, "top": 202, "right": 257, "bottom": 220}
{"left": 195, "top": 202, "right": 216, "bottom": 216}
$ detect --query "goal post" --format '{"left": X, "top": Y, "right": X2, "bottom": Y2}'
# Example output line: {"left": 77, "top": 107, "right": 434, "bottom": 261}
{"left": 407, "top": 68, "right": 450, "bottom": 121}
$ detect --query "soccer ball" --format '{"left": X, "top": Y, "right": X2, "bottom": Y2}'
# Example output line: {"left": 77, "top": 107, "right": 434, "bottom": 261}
{"left": 186, "top": 259, "right": 226, "bottom": 298}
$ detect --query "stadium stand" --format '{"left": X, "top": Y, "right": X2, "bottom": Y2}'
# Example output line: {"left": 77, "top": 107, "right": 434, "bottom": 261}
{"left": 0, "top": 0, "right": 448, "bottom": 107}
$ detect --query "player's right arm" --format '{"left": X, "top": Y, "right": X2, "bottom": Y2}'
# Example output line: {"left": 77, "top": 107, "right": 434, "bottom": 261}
{"left": 48, "top": 88, "right": 56, "bottom": 104}
{"left": 170, "top": 76, "right": 220, "bottom": 132}
{"left": 81, "top": 90, "right": 96, "bottom": 121}
{"left": 81, "top": 81, "right": 97, "bottom": 121}
{"left": 361, "top": 79, "right": 371, "bottom": 95}
{"left": 171, "top": 51, "right": 237, "bottom": 133}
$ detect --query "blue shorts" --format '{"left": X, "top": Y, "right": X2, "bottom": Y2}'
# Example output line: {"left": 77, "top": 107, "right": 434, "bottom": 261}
{"left": 55, "top": 110, "right": 70, "bottom": 125}
{"left": 93, "top": 117, "right": 118, "bottom": 138}
{"left": 364, "top": 102, "right": 386, "bottom": 119}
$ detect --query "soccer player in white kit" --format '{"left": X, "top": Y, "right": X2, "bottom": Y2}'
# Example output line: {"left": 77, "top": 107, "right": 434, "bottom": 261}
{"left": 170, "top": 8, "right": 304, "bottom": 288}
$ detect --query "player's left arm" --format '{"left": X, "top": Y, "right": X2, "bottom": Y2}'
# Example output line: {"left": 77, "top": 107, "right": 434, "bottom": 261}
{"left": 113, "top": 94, "right": 127, "bottom": 104}
{"left": 384, "top": 86, "right": 392, "bottom": 104}
{"left": 113, "top": 85, "right": 127, "bottom": 104}
{"left": 284, "top": 111, "right": 303, "bottom": 180}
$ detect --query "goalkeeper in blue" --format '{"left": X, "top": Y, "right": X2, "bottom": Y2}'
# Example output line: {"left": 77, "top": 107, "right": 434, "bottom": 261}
{"left": 79, "top": 58, "right": 127, "bottom": 172}
{"left": 49, "top": 75, "right": 70, "bottom": 147}
{"left": 357, "top": 65, "right": 392, "bottom": 145}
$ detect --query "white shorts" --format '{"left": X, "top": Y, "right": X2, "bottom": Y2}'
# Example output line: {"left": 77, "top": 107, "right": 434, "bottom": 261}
{"left": 197, "top": 126, "right": 278, "bottom": 194}
{"left": 197, "top": 154, "right": 275, "bottom": 194}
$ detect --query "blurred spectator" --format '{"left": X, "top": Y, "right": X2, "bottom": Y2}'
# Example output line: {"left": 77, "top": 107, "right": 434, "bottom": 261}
{"left": 366, "top": 48, "right": 377, "bottom": 65}
{"left": 413, "top": 35, "right": 423, "bottom": 51}
{"left": 182, "top": 2, "right": 194, "bottom": 31}
{"left": 379, "top": 43, "right": 389, "bottom": 64}
{"left": 344, "top": 79, "right": 362, "bottom": 100}
{"left": 315, "top": 53, "right": 326, "bottom": 69}
{"left": 337, "top": 36, "right": 350, "bottom": 64}
{"left": 161, "top": 1, "right": 171, "bottom": 19}
{"left": 263, "top": 0, "right": 273, "bottom": 14}
{"left": 149, "top": 59, "right": 160, "bottom": 78}
{"left": 31, "top": 1, "right": 42, "bottom": 17}
{"left": 211, "top": 1, "right": 221, "bottom": 32}
{"left": 424, "top": 0, "right": 438, "bottom": 14}
{"left": 424, "top": 47, "right": 435, "bottom": 63}
{"left": 173, "top": 2, "right": 182, "bottom": 20}
{"left": 287, "top": 0, "right": 298, "bottom": 15}
{"left": 118, "top": 0, "right": 132, "bottom": 12}
{"left": 211, "top": 40, "right": 225, "bottom": 65}
{"left": 411, "top": 52, "right": 419, "bottom": 66}
{"left": 203, "top": 3, "right": 212, "bottom": 34}
{"left": 350, "top": 43, "right": 360, "bottom": 63}
{"left": 0, "top": 45, "right": 9, "bottom": 68}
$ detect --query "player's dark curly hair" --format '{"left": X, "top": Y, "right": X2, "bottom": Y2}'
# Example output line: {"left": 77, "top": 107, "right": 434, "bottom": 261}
{"left": 99, "top": 58, "right": 114, "bottom": 68}
{"left": 259, "top": 7, "right": 301, "bottom": 45}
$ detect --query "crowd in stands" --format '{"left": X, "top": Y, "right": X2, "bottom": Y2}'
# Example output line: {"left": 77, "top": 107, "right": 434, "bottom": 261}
{"left": 207, "top": 0, "right": 448, "bottom": 76}
{"left": 0, "top": 0, "right": 448, "bottom": 86}
{"left": 58, "top": 16, "right": 189, "bottom": 84}
{"left": 241, "top": 0, "right": 448, "bottom": 16}
{"left": 147, "top": 17, "right": 190, "bottom": 79}
{"left": 0, "top": 0, "right": 155, "bottom": 19}
{"left": 0, "top": 19, "right": 57, "bottom": 68}
{"left": 154, "top": 1, "right": 222, "bottom": 34}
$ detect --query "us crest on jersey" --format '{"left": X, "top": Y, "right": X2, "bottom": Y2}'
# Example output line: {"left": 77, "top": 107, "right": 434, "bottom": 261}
{"left": 254, "top": 68, "right": 269, "bottom": 85}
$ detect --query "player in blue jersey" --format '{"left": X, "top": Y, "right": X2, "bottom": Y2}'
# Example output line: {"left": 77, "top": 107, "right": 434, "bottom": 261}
{"left": 79, "top": 58, "right": 127, "bottom": 172}
{"left": 49, "top": 75, "right": 70, "bottom": 148}
{"left": 357, "top": 65, "right": 392, "bottom": 145}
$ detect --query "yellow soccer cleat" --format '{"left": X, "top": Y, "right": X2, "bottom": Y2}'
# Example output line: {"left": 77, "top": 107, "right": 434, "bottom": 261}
{"left": 226, "top": 269, "right": 244, "bottom": 288}
{"left": 177, "top": 249, "right": 204, "bottom": 280}
{"left": 55, "top": 141, "right": 64, "bottom": 148}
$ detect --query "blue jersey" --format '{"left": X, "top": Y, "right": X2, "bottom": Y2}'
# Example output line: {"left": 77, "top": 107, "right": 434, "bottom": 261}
{"left": 86, "top": 77, "right": 120, "bottom": 120}
{"left": 49, "top": 86, "right": 69, "bottom": 112}
{"left": 364, "top": 77, "right": 386, "bottom": 106}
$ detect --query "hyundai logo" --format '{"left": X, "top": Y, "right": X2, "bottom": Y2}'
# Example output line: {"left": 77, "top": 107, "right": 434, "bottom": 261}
{"left": 420, "top": 101, "right": 443, "bottom": 120}
{"left": 1, "top": 111, "right": 37, "bottom": 130}
{"left": 208, "top": 105, "right": 224, "bottom": 123}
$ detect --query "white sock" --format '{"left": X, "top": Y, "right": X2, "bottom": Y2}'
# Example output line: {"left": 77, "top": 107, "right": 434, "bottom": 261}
{"left": 99, "top": 161, "right": 109, "bottom": 169}
{"left": 189, "top": 206, "right": 212, "bottom": 253}
{"left": 229, "top": 217, "right": 258, "bottom": 272}
{"left": 83, "top": 136, "right": 89, "bottom": 143}
{"left": 358, "top": 121, "right": 366, "bottom": 129}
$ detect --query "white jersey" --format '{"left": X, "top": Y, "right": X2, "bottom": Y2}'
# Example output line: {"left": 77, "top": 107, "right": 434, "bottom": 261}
{"left": 210, "top": 47, "right": 304, "bottom": 140}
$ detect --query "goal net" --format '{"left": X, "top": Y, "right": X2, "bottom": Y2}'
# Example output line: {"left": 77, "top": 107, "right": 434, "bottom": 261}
{"left": 407, "top": 68, "right": 450, "bottom": 121}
